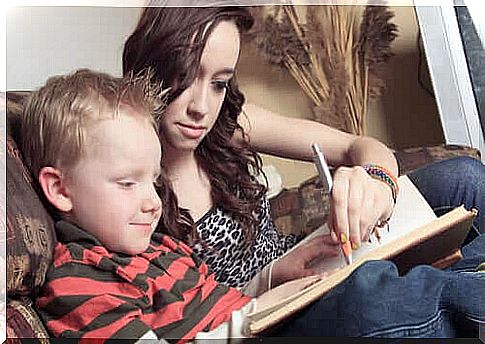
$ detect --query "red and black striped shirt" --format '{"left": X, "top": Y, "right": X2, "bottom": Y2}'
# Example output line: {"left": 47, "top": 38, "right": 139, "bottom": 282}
{"left": 36, "top": 221, "right": 251, "bottom": 343}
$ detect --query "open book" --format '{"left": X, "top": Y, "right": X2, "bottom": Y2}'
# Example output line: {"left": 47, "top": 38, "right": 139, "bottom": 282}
{"left": 247, "top": 176, "right": 477, "bottom": 335}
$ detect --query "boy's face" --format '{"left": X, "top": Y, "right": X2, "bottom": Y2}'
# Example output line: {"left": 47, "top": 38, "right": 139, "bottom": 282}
{"left": 64, "top": 110, "right": 162, "bottom": 255}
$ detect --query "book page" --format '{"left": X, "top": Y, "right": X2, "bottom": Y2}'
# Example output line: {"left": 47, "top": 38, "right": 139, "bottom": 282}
{"left": 296, "top": 175, "right": 438, "bottom": 274}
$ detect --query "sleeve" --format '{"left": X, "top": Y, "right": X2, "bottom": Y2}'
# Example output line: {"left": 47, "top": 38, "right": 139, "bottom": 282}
{"left": 134, "top": 330, "right": 166, "bottom": 343}
{"left": 35, "top": 260, "right": 153, "bottom": 342}
{"left": 194, "top": 299, "right": 256, "bottom": 343}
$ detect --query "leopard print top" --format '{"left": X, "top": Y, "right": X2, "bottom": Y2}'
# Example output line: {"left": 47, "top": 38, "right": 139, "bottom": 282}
{"left": 193, "top": 197, "right": 300, "bottom": 288}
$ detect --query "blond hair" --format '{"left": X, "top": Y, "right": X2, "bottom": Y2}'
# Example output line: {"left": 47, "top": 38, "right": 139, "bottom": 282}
{"left": 20, "top": 68, "right": 166, "bottom": 178}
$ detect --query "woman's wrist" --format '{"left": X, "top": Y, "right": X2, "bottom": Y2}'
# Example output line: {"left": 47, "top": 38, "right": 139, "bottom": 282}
{"left": 268, "top": 258, "right": 287, "bottom": 290}
{"left": 363, "top": 163, "right": 398, "bottom": 225}
{"left": 373, "top": 179, "right": 395, "bottom": 221}
{"left": 267, "top": 260, "right": 276, "bottom": 291}
{"left": 363, "top": 163, "right": 399, "bottom": 204}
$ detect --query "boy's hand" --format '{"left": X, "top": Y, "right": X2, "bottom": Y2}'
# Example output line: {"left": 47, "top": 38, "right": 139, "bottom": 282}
{"left": 271, "top": 235, "right": 340, "bottom": 288}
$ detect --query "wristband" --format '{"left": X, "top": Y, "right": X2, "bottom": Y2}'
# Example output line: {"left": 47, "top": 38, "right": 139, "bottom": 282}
{"left": 363, "top": 163, "right": 399, "bottom": 204}
{"left": 267, "top": 260, "right": 276, "bottom": 291}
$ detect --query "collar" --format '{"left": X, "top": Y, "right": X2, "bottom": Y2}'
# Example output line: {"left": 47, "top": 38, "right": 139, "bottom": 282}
{"left": 55, "top": 220, "right": 104, "bottom": 247}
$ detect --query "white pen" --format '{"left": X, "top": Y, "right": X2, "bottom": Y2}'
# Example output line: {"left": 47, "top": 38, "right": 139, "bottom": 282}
{"left": 311, "top": 143, "right": 352, "bottom": 265}
{"left": 311, "top": 143, "right": 333, "bottom": 193}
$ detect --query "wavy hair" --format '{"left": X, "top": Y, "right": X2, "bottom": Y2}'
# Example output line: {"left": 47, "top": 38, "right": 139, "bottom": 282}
{"left": 123, "top": 6, "right": 267, "bottom": 244}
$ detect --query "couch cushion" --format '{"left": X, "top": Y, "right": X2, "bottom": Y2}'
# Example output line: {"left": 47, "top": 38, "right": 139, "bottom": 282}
{"left": 270, "top": 176, "right": 330, "bottom": 237}
{"left": 6, "top": 134, "right": 56, "bottom": 297}
{"left": 6, "top": 91, "right": 30, "bottom": 145}
{"left": 6, "top": 297, "right": 50, "bottom": 340}
{"left": 394, "top": 144, "right": 481, "bottom": 175}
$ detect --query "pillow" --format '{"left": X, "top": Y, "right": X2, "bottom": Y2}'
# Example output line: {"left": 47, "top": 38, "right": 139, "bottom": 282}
{"left": 6, "top": 91, "right": 30, "bottom": 144}
{"left": 6, "top": 133, "right": 56, "bottom": 297}
{"left": 269, "top": 175, "right": 330, "bottom": 237}
{"left": 6, "top": 297, "right": 50, "bottom": 340}
{"left": 394, "top": 144, "right": 481, "bottom": 175}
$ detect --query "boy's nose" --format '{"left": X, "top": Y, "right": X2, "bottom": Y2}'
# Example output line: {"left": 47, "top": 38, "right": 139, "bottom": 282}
{"left": 141, "top": 187, "right": 162, "bottom": 214}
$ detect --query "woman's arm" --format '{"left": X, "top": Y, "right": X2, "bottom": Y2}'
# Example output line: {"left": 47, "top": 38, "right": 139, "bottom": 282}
{"left": 237, "top": 103, "right": 397, "bottom": 173}
{"left": 236, "top": 103, "right": 399, "bottom": 249}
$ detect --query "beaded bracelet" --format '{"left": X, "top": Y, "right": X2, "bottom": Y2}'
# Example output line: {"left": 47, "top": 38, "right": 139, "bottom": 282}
{"left": 363, "top": 164, "right": 399, "bottom": 204}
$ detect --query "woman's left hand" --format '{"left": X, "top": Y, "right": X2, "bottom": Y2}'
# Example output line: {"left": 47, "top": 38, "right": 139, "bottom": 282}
{"left": 327, "top": 165, "right": 394, "bottom": 249}
{"left": 270, "top": 234, "right": 340, "bottom": 288}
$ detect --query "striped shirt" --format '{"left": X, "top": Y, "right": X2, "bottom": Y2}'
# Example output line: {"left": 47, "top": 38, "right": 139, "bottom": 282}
{"left": 36, "top": 220, "right": 251, "bottom": 343}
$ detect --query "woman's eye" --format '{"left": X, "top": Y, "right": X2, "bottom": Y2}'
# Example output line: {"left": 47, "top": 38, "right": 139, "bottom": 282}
{"left": 212, "top": 80, "right": 229, "bottom": 92}
{"left": 153, "top": 178, "right": 162, "bottom": 188}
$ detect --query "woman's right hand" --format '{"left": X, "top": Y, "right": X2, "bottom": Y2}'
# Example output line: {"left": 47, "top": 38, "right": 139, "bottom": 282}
{"left": 270, "top": 234, "right": 340, "bottom": 288}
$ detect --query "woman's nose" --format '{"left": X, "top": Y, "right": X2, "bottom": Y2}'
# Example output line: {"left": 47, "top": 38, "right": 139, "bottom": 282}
{"left": 187, "top": 79, "right": 209, "bottom": 118}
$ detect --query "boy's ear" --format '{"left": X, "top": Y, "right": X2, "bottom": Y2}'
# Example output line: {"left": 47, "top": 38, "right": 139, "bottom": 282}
{"left": 38, "top": 166, "right": 73, "bottom": 213}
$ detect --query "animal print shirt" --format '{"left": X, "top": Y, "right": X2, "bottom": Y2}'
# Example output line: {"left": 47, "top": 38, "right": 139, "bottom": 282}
{"left": 193, "top": 197, "right": 301, "bottom": 288}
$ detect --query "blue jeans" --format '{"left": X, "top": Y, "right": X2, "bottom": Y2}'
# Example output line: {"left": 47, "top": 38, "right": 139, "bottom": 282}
{"left": 408, "top": 156, "right": 483, "bottom": 243}
{"left": 271, "top": 157, "right": 484, "bottom": 338}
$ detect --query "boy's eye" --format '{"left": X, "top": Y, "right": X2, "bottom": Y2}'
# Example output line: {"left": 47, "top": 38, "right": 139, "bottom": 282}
{"left": 212, "top": 80, "right": 229, "bottom": 92}
{"left": 118, "top": 181, "right": 136, "bottom": 188}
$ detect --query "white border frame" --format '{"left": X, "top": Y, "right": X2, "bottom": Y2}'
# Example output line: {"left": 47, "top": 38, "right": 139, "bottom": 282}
{"left": 415, "top": 1, "right": 484, "bottom": 161}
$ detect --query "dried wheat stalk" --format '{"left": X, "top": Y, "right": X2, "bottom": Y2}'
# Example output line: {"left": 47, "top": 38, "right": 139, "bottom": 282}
{"left": 247, "top": 4, "right": 398, "bottom": 135}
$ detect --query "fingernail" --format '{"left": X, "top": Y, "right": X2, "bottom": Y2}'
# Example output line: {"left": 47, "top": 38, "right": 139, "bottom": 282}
{"left": 340, "top": 233, "right": 348, "bottom": 244}
{"left": 351, "top": 241, "right": 360, "bottom": 250}
{"left": 341, "top": 240, "right": 352, "bottom": 258}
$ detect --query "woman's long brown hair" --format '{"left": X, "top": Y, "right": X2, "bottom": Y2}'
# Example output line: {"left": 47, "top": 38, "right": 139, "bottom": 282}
{"left": 123, "top": 6, "right": 267, "bottom": 245}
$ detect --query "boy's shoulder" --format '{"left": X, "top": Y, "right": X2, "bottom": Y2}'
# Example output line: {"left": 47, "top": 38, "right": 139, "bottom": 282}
{"left": 52, "top": 220, "right": 108, "bottom": 265}
{"left": 49, "top": 232, "right": 110, "bottom": 273}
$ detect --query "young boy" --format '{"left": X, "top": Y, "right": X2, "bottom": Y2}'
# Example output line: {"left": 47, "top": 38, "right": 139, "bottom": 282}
{"left": 20, "top": 69, "right": 252, "bottom": 342}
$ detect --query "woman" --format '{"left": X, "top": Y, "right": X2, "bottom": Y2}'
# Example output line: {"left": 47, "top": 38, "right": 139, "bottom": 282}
{"left": 124, "top": 6, "right": 390, "bottom": 292}
{"left": 120, "top": 5, "right": 484, "bottom": 338}
{"left": 123, "top": 6, "right": 483, "bottom": 291}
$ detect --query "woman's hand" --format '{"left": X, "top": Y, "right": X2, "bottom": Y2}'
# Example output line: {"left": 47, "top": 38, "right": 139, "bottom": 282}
{"left": 270, "top": 234, "right": 340, "bottom": 288}
{"left": 327, "top": 166, "right": 394, "bottom": 249}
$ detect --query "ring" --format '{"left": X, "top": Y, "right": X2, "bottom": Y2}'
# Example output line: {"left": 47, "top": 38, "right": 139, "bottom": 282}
{"left": 367, "top": 225, "right": 375, "bottom": 242}
{"left": 368, "top": 222, "right": 386, "bottom": 243}
{"left": 376, "top": 218, "right": 390, "bottom": 231}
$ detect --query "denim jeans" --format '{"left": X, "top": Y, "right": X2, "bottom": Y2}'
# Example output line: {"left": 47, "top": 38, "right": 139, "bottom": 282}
{"left": 270, "top": 157, "right": 484, "bottom": 338}
{"left": 408, "top": 156, "right": 483, "bottom": 243}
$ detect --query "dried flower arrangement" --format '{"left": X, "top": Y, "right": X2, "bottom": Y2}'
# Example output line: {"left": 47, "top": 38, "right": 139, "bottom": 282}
{"left": 246, "top": 5, "right": 398, "bottom": 135}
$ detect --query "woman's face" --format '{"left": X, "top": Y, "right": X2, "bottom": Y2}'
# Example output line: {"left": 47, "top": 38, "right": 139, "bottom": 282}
{"left": 159, "top": 20, "right": 241, "bottom": 154}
